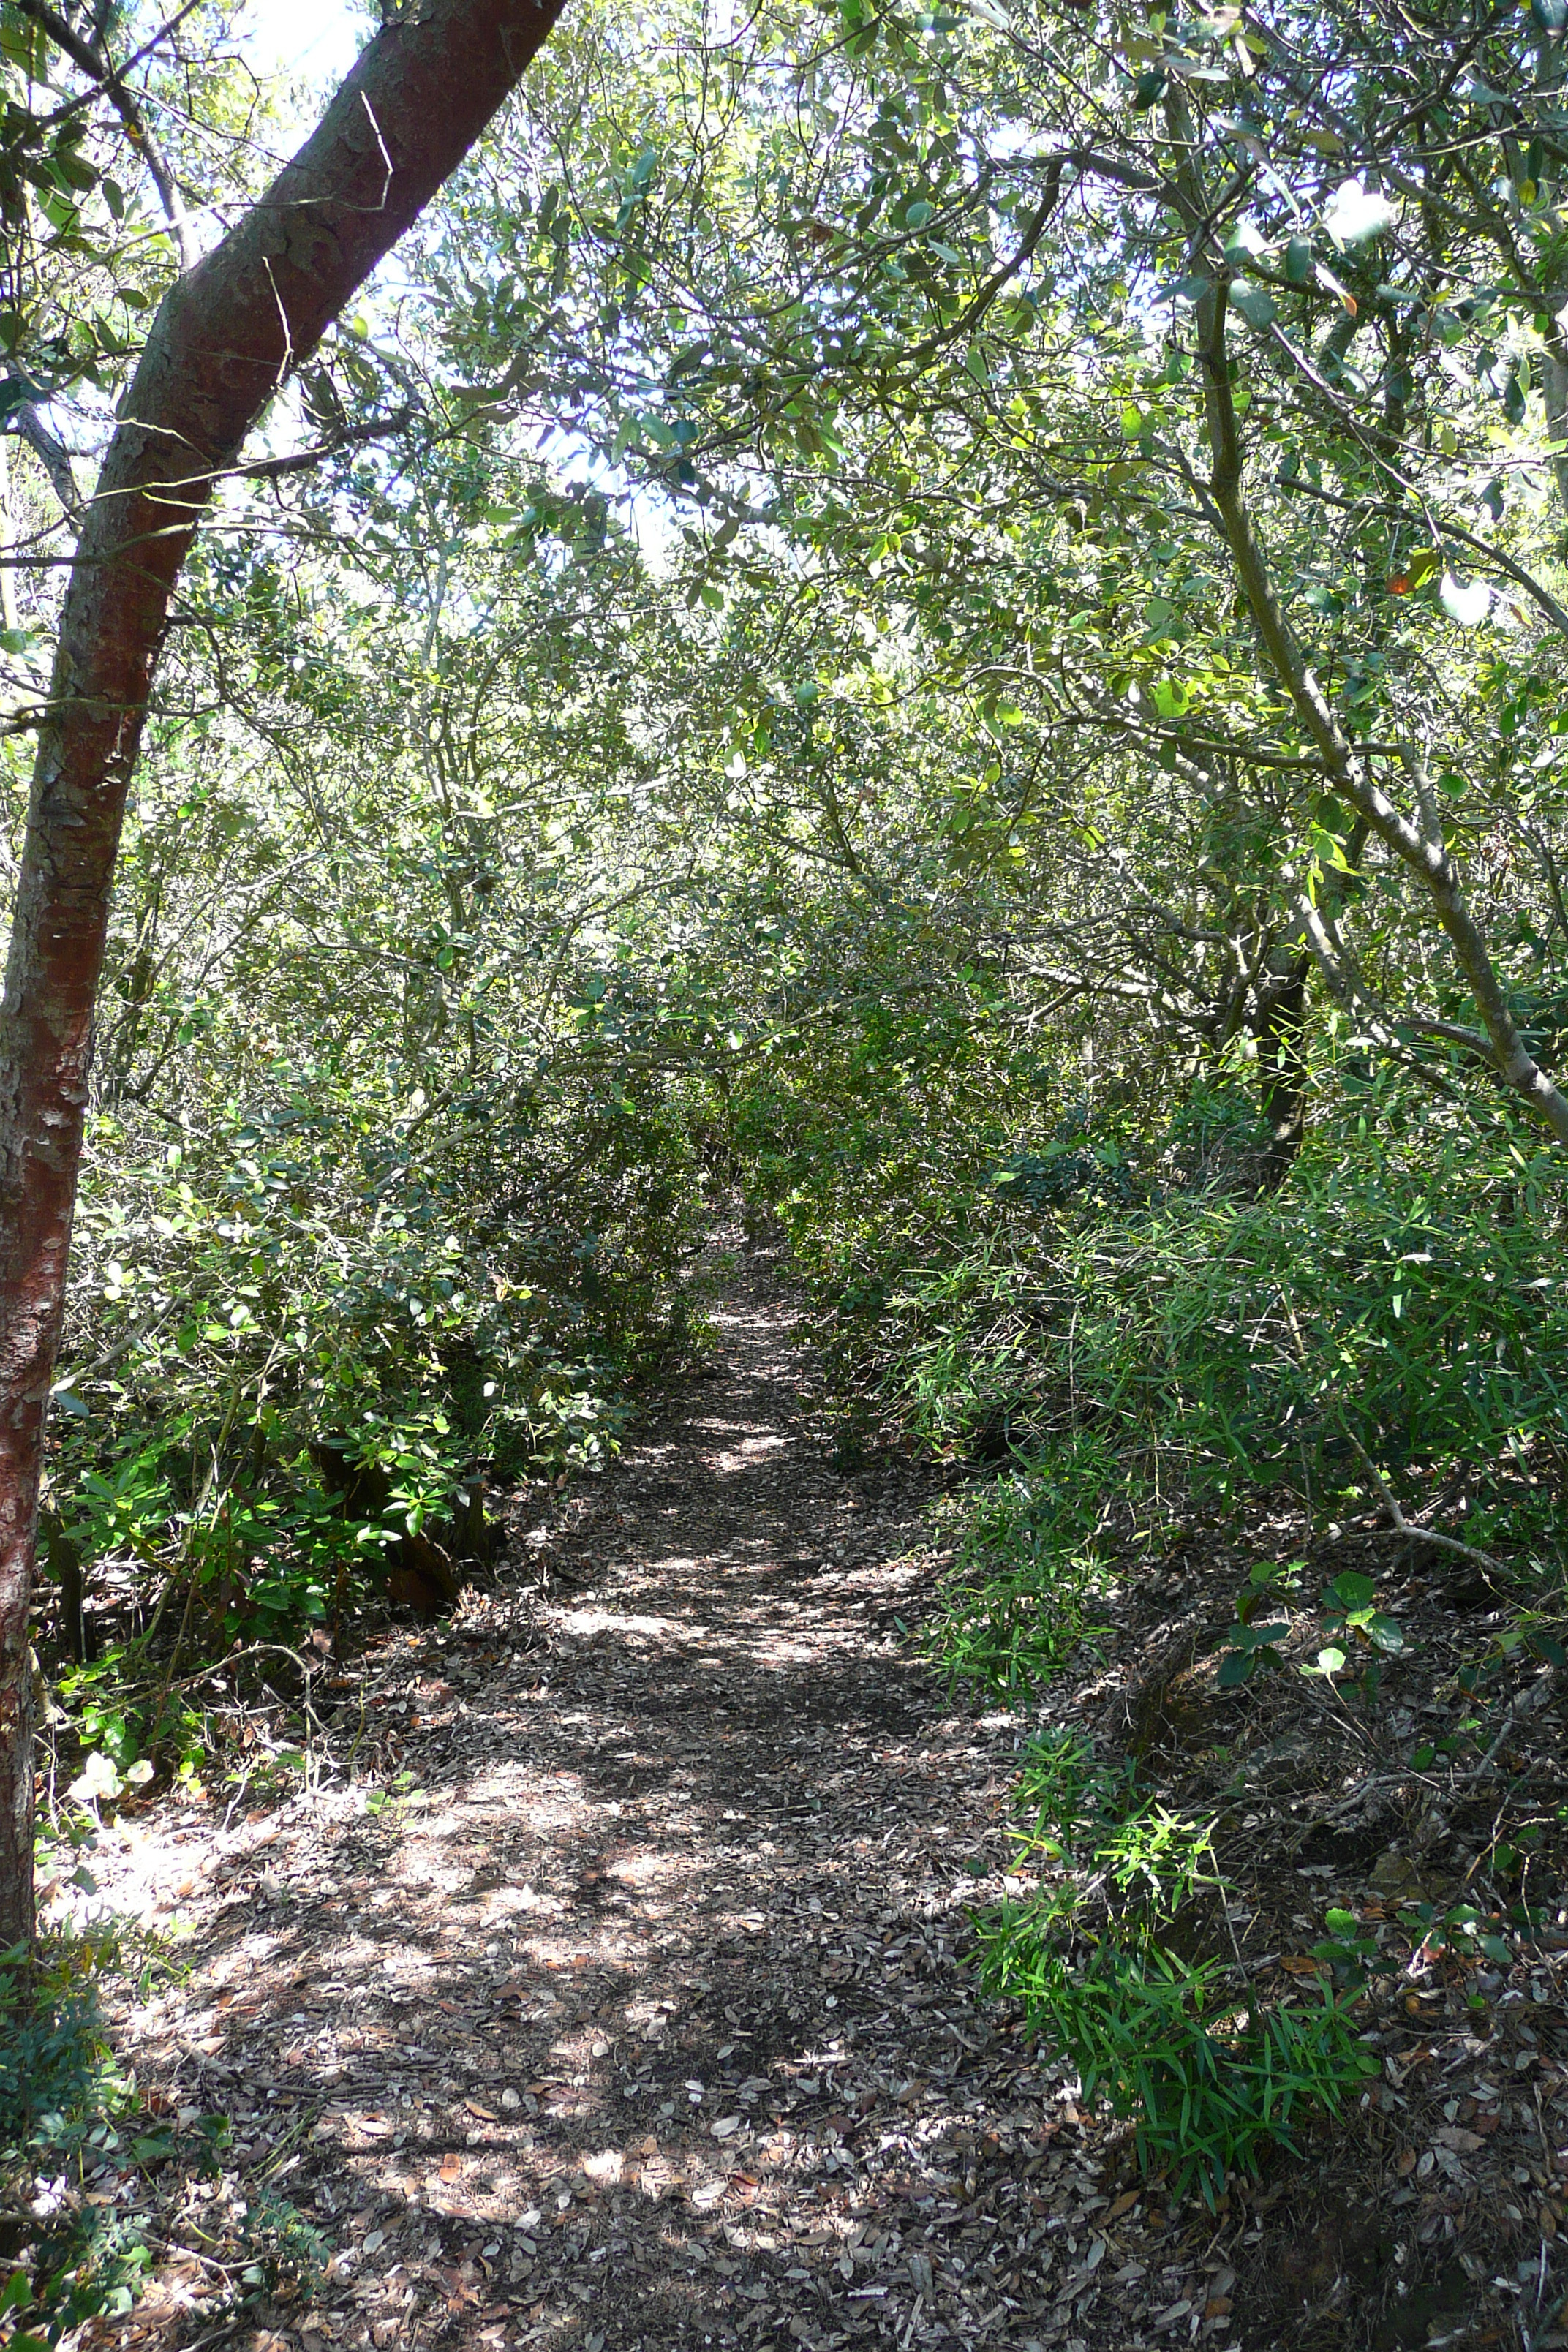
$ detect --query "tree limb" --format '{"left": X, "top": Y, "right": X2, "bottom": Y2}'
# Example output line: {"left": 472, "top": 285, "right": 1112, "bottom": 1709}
{"left": 12, "top": 0, "right": 194, "bottom": 267}
{"left": 1188, "top": 257, "right": 1568, "bottom": 1142}
{"left": 12, "top": 404, "right": 79, "bottom": 517}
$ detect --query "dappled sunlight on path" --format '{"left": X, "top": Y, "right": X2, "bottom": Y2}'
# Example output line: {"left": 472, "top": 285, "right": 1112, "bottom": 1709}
{"left": 100, "top": 1239, "right": 1191, "bottom": 2352}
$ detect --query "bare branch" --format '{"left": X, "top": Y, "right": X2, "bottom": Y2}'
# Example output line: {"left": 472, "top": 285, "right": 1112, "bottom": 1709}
{"left": 11, "top": 404, "right": 79, "bottom": 518}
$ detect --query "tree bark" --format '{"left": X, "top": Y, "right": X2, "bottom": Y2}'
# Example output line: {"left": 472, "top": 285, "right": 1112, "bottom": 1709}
{"left": 1253, "top": 950, "right": 1310, "bottom": 1191}
{"left": 0, "top": 0, "right": 567, "bottom": 1950}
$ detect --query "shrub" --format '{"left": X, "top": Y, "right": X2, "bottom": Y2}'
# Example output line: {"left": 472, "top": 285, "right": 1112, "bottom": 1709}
{"left": 931, "top": 1434, "right": 1121, "bottom": 1695}
{"left": 973, "top": 1929, "right": 1376, "bottom": 2201}
{"left": 0, "top": 1940, "right": 151, "bottom": 2348}
{"left": 971, "top": 1735, "right": 1376, "bottom": 2201}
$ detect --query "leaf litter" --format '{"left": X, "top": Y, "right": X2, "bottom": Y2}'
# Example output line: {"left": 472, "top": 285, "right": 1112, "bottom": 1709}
{"left": 59, "top": 1236, "right": 1568, "bottom": 2352}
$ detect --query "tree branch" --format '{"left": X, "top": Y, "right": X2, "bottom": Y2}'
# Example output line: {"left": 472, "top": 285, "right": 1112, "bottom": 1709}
{"left": 233, "top": 405, "right": 414, "bottom": 485}
{"left": 13, "top": 0, "right": 193, "bottom": 266}
{"left": 1186, "top": 254, "right": 1568, "bottom": 1142}
{"left": 12, "top": 404, "right": 79, "bottom": 517}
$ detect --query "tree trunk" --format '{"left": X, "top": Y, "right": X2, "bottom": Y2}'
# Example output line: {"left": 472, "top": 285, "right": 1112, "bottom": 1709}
{"left": 0, "top": 0, "right": 567, "bottom": 1951}
{"left": 1254, "top": 951, "right": 1310, "bottom": 1191}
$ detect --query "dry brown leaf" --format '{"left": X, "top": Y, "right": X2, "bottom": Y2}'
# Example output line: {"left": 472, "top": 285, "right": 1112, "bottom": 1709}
{"left": 97, "top": 1257, "right": 1552, "bottom": 2352}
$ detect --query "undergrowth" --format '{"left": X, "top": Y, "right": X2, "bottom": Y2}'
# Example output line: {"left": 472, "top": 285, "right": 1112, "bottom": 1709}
{"left": 930, "top": 1436, "right": 1121, "bottom": 1694}
{"left": 967, "top": 1731, "right": 1379, "bottom": 2200}
{"left": 0, "top": 1933, "right": 167, "bottom": 2347}
{"left": 0, "top": 1933, "right": 323, "bottom": 2347}
{"left": 973, "top": 1934, "right": 1375, "bottom": 2203}
{"left": 732, "top": 1053, "right": 1568, "bottom": 2199}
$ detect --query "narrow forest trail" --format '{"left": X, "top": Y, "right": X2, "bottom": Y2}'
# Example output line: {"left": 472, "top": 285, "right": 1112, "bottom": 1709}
{"left": 102, "top": 1238, "right": 1232, "bottom": 2352}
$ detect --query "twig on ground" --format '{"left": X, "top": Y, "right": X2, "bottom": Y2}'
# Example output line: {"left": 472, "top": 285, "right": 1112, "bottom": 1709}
{"left": 1460, "top": 1675, "right": 1557, "bottom": 1784}
{"left": 1342, "top": 1431, "right": 1511, "bottom": 1583}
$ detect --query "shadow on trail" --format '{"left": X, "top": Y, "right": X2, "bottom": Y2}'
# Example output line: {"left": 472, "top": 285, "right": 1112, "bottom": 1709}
{"left": 135, "top": 1253, "right": 1058, "bottom": 2352}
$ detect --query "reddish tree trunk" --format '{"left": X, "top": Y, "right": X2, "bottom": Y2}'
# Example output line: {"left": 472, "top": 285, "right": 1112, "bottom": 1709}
{"left": 0, "top": 0, "right": 566, "bottom": 1948}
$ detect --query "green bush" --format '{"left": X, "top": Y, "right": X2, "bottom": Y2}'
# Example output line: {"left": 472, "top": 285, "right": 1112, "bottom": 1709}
{"left": 0, "top": 1951, "right": 129, "bottom": 2165}
{"left": 973, "top": 1929, "right": 1375, "bottom": 2202}
{"left": 742, "top": 1027, "right": 1568, "bottom": 1578}
{"left": 1009, "top": 1730, "right": 1220, "bottom": 1937}
{"left": 0, "top": 1937, "right": 328, "bottom": 2348}
{"left": 886, "top": 1127, "right": 1568, "bottom": 1515}
{"left": 931, "top": 1433, "right": 1121, "bottom": 1695}
{"left": 0, "top": 1940, "right": 152, "bottom": 2349}
{"left": 971, "top": 1734, "right": 1375, "bottom": 2201}
{"left": 877, "top": 1116, "right": 1568, "bottom": 1700}
{"left": 42, "top": 1071, "right": 708, "bottom": 1667}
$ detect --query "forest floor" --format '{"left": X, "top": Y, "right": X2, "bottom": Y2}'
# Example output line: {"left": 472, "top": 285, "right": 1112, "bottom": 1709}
{"left": 59, "top": 1232, "right": 1567, "bottom": 2352}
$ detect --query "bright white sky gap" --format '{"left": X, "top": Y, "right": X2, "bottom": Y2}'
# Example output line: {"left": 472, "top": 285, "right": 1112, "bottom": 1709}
{"left": 244, "top": 0, "right": 369, "bottom": 108}
{"left": 234, "top": 0, "right": 687, "bottom": 570}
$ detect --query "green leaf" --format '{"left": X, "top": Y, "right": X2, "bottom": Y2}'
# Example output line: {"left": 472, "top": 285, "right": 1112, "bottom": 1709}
{"left": 1284, "top": 236, "right": 1312, "bottom": 284}
{"left": 51, "top": 148, "right": 97, "bottom": 194}
{"left": 0, "top": 374, "right": 44, "bottom": 422}
{"left": 1302, "top": 1646, "right": 1347, "bottom": 1678}
{"left": 1233, "top": 1618, "right": 1289, "bottom": 1650}
{"left": 1230, "top": 282, "right": 1277, "bottom": 330}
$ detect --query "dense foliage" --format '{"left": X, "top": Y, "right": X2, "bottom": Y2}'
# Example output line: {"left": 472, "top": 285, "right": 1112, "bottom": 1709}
{"left": 4, "top": 0, "right": 1568, "bottom": 2239}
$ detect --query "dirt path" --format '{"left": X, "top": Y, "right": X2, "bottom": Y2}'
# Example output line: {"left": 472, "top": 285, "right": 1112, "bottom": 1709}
{"left": 104, "top": 1240, "right": 1229, "bottom": 2352}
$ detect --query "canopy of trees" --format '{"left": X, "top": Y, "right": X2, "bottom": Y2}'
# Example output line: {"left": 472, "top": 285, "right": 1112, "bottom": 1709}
{"left": 3, "top": 0, "right": 1568, "bottom": 2296}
